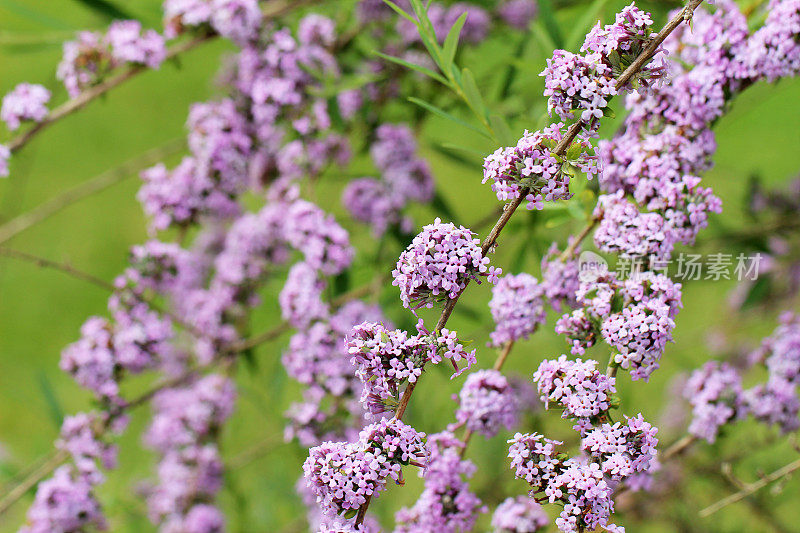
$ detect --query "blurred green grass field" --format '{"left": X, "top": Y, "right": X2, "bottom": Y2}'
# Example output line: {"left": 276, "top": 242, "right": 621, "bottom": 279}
{"left": 0, "top": 1, "right": 799, "bottom": 531}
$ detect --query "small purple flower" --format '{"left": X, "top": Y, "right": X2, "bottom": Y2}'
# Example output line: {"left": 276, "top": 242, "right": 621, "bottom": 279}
{"left": 491, "top": 496, "right": 549, "bottom": 532}
{"left": 392, "top": 218, "right": 499, "bottom": 309}
{"left": 489, "top": 273, "right": 547, "bottom": 346}
{"left": 533, "top": 355, "right": 617, "bottom": 420}
{"left": 498, "top": 0, "right": 538, "bottom": 30}
{"left": 452, "top": 369, "right": 519, "bottom": 437}
{"left": 1, "top": 83, "right": 50, "bottom": 130}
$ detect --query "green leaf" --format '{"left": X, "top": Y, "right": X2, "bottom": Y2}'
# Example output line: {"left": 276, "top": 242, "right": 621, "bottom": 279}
{"left": 37, "top": 372, "right": 64, "bottom": 429}
{"left": 373, "top": 50, "right": 449, "bottom": 85}
{"left": 407, "top": 0, "right": 445, "bottom": 73}
{"left": 489, "top": 114, "right": 516, "bottom": 146}
{"left": 437, "top": 142, "right": 487, "bottom": 159}
{"left": 442, "top": 12, "right": 467, "bottom": 74}
{"left": 461, "top": 67, "right": 487, "bottom": 122}
{"left": 431, "top": 144, "right": 481, "bottom": 169}
{"left": 565, "top": 142, "right": 583, "bottom": 161}
{"left": 380, "top": 0, "right": 418, "bottom": 24}
{"left": 407, "top": 96, "right": 490, "bottom": 138}
{"left": 565, "top": 0, "right": 609, "bottom": 51}
{"left": 536, "top": 0, "right": 564, "bottom": 49}
{"left": 72, "top": 0, "right": 136, "bottom": 21}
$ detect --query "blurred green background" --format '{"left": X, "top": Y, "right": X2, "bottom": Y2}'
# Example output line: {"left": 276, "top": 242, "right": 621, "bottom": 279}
{"left": 0, "top": 0, "right": 799, "bottom": 531}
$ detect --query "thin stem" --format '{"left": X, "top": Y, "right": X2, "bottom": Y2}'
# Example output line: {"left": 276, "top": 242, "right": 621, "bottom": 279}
{"left": 699, "top": 457, "right": 800, "bottom": 517}
{"left": 7, "top": 35, "right": 211, "bottom": 155}
{"left": 228, "top": 436, "right": 282, "bottom": 469}
{"left": 0, "top": 247, "right": 116, "bottom": 292}
{"left": 0, "top": 450, "right": 69, "bottom": 515}
{"left": 663, "top": 434, "right": 697, "bottom": 460}
{"left": 354, "top": 2, "right": 705, "bottom": 525}
{"left": 0, "top": 139, "right": 186, "bottom": 245}
{"left": 5, "top": 0, "right": 309, "bottom": 155}
{"left": 493, "top": 340, "right": 515, "bottom": 371}
{"left": 0, "top": 269, "right": 385, "bottom": 517}
{"left": 559, "top": 216, "right": 600, "bottom": 262}
{"left": 0, "top": 246, "right": 206, "bottom": 339}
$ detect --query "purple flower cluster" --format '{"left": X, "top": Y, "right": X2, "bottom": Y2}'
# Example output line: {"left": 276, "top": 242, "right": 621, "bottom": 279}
{"left": 533, "top": 355, "right": 617, "bottom": 420}
{"left": 1, "top": 83, "right": 50, "bottom": 131}
{"left": 542, "top": 50, "right": 616, "bottom": 123}
{"left": 106, "top": 20, "right": 167, "bottom": 67}
{"left": 393, "top": 218, "right": 500, "bottom": 309}
{"left": 348, "top": 321, "right": 477, "bottom": 417}
{"left": 541, "top": 3, "right": 664, "bottom": 126}
{"left": 395, "top": 431, "right": 485, "bottom": 533}
{"left": 283, "top": 301, "right": 389, "bottom": 446}
{"left": 144, "top": 374, "right": 236, "bottom": 531}
{"left": 452, "top": 369, "right": 519, "bottom": 437}
{"left": 507, "top": 433, "right": 620, "bottom": 533}
{"left": 685, "top": 313, "right": 800, "bottom": 442}
{"left": 124, "top": 239, "right": 206, "bottom": 296}
{"left": 163, "top": 0, "right": 262, "bottom": 45}
{"left": 593, "top": 191, "right": 676, "bottom": 260}
{"left": 282, "top": 197, "right": 355, "bottom": 276}
{"left": 489, "top": 273, "right": 547, "bottom": 346}
{"left": 593, "top": 0, "right": 800, "bottom": 253}
{"left": 482, "top": 124, "right": 597, "bottom": 210}
{"left": 683, "top": 361, "right": 745, "bottom": 443}
{"left": 139, "top": 99, "right": 252, "bottom": 230}
{"left": 556, "top": 271, "right": 682, "bottom": 380}
{"left": 491, "top": 496, "right": 549, "bottom": 532}
{"left": 57, "top": 22, "right": 166, "bottom": 97}
{"left": 60, "top": 299, "right": 174, "bottom": 403}
{"left": 343, "top": 123, "right": 434, "bottom": 235}
{"left": 743, "top": 312, "right": 800, "bottom": 433}
{"left": 19, "top": 465, "right": 106, "bottom": 533}
{"left": 303, "top": 418, "right": 427, "bottom": 519}
{"left": 581, "top": 3, "right": 666, "bottom": 90}
{"left": 231, "top": 19, "right": 347, "bottom": 170}
{"left": 57, "top": 413, "right": 118, "bottom": 485}
{"left": 540, "top": 242, "right": 581, "bottom": 311}
{"left": 581, "top": 414, "right": 659, "bottom": 481}
{"left": 279, "top": 262, "right": 329, "bottom": 329}
{"left": 18, "top": 410, "right": 133, "bottom": 532}
{"left": 498, "top": 0, "right": 539, "bottom": 30}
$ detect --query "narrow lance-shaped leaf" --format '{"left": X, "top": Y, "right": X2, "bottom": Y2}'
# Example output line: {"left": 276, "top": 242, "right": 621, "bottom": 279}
{"left": 71, "top": 0, "right": 136, "bottom": 21}
{"left": 408, "top": 96, "right": 491, "bottom": 138}
{"left": 380, "top": 0, "right": 419, "bottom": 24}
{"left": 442, "top": 12, "right": 467, "bottom": 76}
{"left": 37, "top": 372, "right": 64, "bottom": 430}
{"left": 373, "top": 50, "right": 449, "bottom": 85}
{"left": 461, "top": 67, "right": 490, "bottom": 127}
{"left": 489, "top": 114, "right": 516, "bottom": 147}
